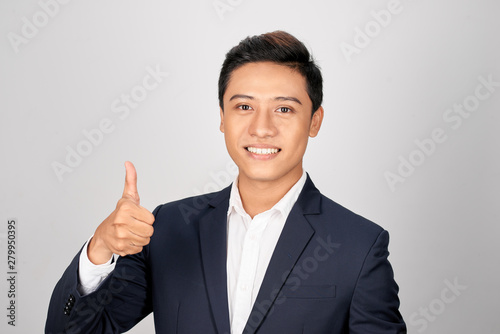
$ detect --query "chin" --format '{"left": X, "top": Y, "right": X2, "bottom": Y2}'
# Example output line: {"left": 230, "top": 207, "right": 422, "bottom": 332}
{"left": 240, "top": 170, "right": 279, "bottom": 182}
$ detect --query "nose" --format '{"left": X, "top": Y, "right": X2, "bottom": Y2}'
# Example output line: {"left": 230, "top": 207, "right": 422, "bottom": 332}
{"left": 248, "top": 109, "right": 278, "bottom": 138}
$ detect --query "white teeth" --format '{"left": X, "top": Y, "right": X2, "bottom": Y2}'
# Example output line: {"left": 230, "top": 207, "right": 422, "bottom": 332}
{"left": 247, "top": 147, "right": 279, "bottom": 155}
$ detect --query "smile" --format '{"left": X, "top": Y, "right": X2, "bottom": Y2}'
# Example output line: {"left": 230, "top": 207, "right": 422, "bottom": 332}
{"left": 246, "top": 147, "right": 280, "bottom": 155}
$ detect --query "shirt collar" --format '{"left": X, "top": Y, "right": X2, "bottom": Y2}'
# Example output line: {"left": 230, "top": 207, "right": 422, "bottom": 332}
{"left": 227, "top": 170, "right": 307, "bottom": 219}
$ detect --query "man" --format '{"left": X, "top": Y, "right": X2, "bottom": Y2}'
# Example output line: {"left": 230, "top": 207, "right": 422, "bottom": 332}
{"left": 46, "top": 31, "right": 406, "bottom": 333}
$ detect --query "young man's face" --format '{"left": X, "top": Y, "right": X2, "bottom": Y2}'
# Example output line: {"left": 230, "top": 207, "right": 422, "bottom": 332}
{"left": 220, "top": 61, "right": 323, "bottom": 187}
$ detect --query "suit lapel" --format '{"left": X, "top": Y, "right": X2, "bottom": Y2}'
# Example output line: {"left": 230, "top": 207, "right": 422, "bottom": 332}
{"left": 199, "top": 186, "right": 232, "bottom": 334}
{"left": 243, "top": 175, "right": 321, "bottom": 334}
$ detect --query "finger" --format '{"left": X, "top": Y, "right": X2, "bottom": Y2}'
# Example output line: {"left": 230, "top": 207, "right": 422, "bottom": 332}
{"left": 127, "top": 233, "right": 151, "bottom": 247}
{"left": 128, "top": 220, "right": 154, "bottom": 239}
{"left": 130, "top": 207, "right": 155, "bottom": 226}
{"left": 113, "top": 243, "right": 143, "bottom": 256}
{"left": 119, "top": 232, "right": 151, "bottom": 251}
{"left": 108, "top": 230, "right": 148, "bottom": 255}
{"left": 117, "top": 200, "right": 154, "bottom": 225}
{"left": 123, "top": 161, "right": 140, "bottom": 204}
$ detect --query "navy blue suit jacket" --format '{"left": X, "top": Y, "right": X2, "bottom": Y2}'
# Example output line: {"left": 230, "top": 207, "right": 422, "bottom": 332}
{"left": 46, "top": 175, "right": 406, "bottom": 333}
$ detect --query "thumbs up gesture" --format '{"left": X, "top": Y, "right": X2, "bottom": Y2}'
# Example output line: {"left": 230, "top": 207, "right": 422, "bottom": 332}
{"left": 88, "top": 161, "right": 155, "bottom": 264}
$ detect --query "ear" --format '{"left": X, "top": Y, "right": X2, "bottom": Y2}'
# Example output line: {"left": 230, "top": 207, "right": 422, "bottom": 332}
{"left": 309, "top": 106, "right": 324, "bottom": 138}
{"left": 219, "top": 107, "right": 225, "bottom": 133}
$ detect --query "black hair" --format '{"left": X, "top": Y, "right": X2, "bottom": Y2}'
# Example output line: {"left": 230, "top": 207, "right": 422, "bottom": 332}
{"left": 218, "top": 31, "right": 323, "bottom": 114}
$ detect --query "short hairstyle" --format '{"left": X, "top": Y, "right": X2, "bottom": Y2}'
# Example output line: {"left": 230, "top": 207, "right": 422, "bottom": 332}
{"left": 218, "top": 31, "right": 323, "bottom": 115}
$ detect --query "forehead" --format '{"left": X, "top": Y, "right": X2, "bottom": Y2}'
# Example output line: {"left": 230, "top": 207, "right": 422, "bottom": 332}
{"left": 225, "top": 62, "right": 309, "bottom": 101}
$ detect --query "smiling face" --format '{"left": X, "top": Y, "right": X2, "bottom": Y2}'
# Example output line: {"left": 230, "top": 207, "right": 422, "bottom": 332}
{"left": 220, "top": 61, "right": 323, "bottom": 189}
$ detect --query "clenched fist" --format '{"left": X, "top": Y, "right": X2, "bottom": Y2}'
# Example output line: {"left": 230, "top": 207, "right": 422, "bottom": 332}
{"left": 88, "top": 161, "right": 155, "bottom": 265}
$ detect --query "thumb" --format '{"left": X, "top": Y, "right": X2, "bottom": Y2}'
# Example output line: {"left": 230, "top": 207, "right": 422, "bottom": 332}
{"left": 122, "top": 161, "right": 140, "bottom": 204}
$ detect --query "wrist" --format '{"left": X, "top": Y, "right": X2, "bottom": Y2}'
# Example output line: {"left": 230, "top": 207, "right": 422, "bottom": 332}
{"left": 87, "top": 236, "right": 113, "bottom": 265}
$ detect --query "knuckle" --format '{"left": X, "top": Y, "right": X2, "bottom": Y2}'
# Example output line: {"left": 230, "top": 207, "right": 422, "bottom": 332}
{"left": 116, "top": 240, "right": 128, "bottom": 251}
{"left": 115, "top": 229, "right": 126, "bottom": 240}
{"left": 114, "top": 243, "right": 125, "bottom": 253}
{"left": 118, "top": 200, "right": 135, "bottom": 213}
{"left": 121, "top": 203, "right": 133, "bottom": 213}
{"left": 116, "top": 198, "right": 127, "bottom": 208}
{"left": 113, "top": 211, "right": 126, "bottom": 225}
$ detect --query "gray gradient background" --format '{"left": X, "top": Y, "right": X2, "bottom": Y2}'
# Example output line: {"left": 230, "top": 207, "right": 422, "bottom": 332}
{"left": 1, "top": 0, "right": 499, "bottom": 333}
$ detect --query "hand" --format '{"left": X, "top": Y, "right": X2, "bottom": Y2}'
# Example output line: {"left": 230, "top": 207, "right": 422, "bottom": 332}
{"left": 88, "top": 161, "right": 155, "bottom": 264}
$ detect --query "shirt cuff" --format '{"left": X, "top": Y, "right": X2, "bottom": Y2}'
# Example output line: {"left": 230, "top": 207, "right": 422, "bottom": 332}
{"left": 77, "top": 235, "right": 116, "bottom": 296}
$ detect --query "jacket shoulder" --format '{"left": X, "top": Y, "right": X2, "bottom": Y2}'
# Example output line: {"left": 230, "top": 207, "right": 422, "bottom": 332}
{"left": 301, "top": 175, "right": 384, "bottom": 237}
{"left": 320, "top": 194, "right": 384, "bottom": 233}
{"left": 152, "top": 185, "right": 230, "bottom": 225}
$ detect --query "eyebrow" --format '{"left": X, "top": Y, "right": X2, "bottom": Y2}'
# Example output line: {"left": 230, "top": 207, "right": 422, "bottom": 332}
{"left": 229, "top": 94, "right": 302, "bottom": 105}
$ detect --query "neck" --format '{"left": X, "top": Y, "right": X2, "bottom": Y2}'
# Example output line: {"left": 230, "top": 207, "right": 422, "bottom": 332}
{"left": 237, "top": 168, "right": 303, "bottom": 219}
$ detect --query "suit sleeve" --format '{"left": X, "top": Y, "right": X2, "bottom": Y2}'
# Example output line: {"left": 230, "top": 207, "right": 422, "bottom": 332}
{"left": 45, "top": 247, "right": 152, "bottom": 334}
{"left": 348, "top": 230, "right": 407, "bottom": 334}
{"left": 45, "top": 206, "right": 161, "bottom": 334}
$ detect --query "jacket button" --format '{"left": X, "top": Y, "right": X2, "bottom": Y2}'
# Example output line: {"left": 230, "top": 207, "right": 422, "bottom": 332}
{"left": 64, "top": 294, "right": 75, "bottom": 316}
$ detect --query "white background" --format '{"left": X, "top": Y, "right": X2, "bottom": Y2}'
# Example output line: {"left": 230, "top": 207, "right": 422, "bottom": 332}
{"left": 1, "top": 0, "right": 499, "bottom": 333}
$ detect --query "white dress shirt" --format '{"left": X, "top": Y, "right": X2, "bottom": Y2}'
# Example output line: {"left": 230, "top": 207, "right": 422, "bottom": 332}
{"left": 226, "top": 171, "right": 306, "bottom": 334}
{"left": 77, "top": 236, "right": 116, "bottom": 296}
{"left": 78, "top": 171, "right": 307, "bottom": 334}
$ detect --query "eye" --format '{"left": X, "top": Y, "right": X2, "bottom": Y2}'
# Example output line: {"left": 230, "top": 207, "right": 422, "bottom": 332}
{"left": 238, "top": 104, "right": 252, "bottom": 111}
{"left": 277, "top": 107, "right": 292, "bottom": 113}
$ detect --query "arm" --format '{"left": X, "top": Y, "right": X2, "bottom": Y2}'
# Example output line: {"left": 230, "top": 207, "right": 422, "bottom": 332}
{"left": 78, "top": 237, "right": 116, "bottom": 296}
{"left": 45, "top": 162, "right": 156, "bottom": 334}
{"left": 45, "top": 243, "right": 153, "bottom": 334}
{"left": 349, "top": 230, "right": 407, "bottom": 334}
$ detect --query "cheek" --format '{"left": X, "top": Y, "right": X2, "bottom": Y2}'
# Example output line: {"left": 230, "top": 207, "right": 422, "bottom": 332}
{"left": 224, "top": 128, "right": 242, "bottom": 152}
{"left": 225, "top": 120, "right": 246, "bottom": 143}
{"left": 286, "top": 124, "right": 310, "bottom": 144}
